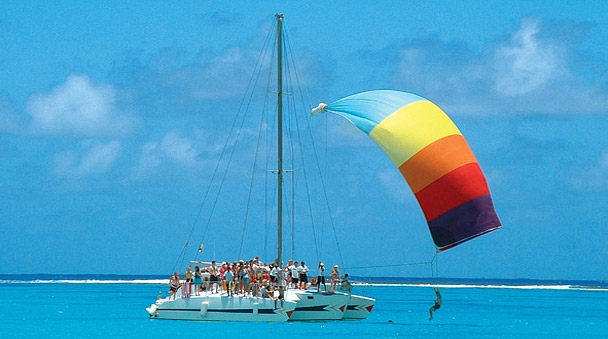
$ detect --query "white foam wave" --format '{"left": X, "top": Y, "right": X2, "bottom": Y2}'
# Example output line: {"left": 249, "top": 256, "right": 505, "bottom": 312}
{"left": 0, "top": 279, "right": 167, "bottom": 284}
{"left": 352, "top": 283, "right": 608, "bottom": 291}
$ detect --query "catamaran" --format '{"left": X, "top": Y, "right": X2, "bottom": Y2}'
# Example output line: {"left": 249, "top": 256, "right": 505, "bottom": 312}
{"left": 147, "top": 10, "right": 502, "bottom": 322}
{"left": 146, "top": 14, "right": 375, "bottom": 322}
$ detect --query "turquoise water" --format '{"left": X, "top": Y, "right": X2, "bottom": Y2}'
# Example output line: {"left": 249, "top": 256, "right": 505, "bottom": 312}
{"left": 1, "top": 282, "right": 606, "bottom": 338}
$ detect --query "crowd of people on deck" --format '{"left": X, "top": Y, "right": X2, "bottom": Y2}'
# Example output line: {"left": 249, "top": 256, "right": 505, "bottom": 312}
{"left": 167, "top": 257, "right": 349, "bottom": 300}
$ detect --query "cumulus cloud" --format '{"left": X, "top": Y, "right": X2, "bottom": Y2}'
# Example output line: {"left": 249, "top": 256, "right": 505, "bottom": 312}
{"left": 53, "top": 140, "right": 122, "bottom": 177}
{"left": 568, "top": 151, "right": 608, "bottom": 192}
{"left": 164, "top": 47, "right": 254, "bottom": 100}
{"left": 133, "top": 130, "right": 211, "bottom": 177}
{"left": 26, "top": 75, "right": 137, "bottom": 136}
{"left": 390, "top": 18, "right": 608, "bottom": 115}
{"left": 493, "top": 19, "right": 563, "bottom": 96}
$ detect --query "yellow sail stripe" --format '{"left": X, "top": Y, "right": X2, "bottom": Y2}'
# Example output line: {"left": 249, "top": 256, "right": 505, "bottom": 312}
{"left": 369, "top": 100, "right": 462, "bottom": 167}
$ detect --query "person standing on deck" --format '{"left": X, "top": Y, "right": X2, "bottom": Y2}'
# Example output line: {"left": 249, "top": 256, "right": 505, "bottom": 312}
{"left": 184, "top": 267, "right": 193, "bottom": 297}
{"left": 207, "top": 260, "right": 219, "bottom": 293}
{"left": 298, "top": 261, "right": 308, "bottom": 289}
{"left": 224, "top": 265, "right": 235, "bottom": 296}
{"left": 329, "top": 265, "right": 340, "bottom": 293}
{"left": 290, "top": 261, "right": 300, "bottom": 289}
{"left": 193, "top": 266, "right": 202, "bottom": 296}
{"left": 169, "top": 272, "right": 180, "bottom": 300}
{"left": 317, "top": 262, "right": 326, "bottom": 292}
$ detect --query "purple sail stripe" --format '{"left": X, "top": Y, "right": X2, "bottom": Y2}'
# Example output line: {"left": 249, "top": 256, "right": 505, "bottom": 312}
{"left": 428, "top": 194, "right": 501, "bottom": 250}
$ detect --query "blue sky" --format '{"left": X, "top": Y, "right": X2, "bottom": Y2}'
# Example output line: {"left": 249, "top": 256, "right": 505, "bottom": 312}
{"left": 1, "top": 1, "right": 607, "bottom": 280}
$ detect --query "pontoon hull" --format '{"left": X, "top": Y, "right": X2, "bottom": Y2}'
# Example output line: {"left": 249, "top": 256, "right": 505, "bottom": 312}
{"left": 286, "top": 290, "right": 349, "bottom": 321}
{"left": 147, "top": 293, "right": 297, "bottom": 322}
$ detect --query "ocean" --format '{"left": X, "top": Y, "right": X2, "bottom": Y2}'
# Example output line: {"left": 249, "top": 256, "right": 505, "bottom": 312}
{"left": 1, "top": 275, "right": 606, "bottom": 338}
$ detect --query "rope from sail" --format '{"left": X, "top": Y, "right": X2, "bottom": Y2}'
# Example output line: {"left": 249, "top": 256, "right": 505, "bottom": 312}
{"left": 186, "top": 18, "right": 276, "bottom": 264}
{"left": 341, "top": 253, "right": 438, "bottom": 272}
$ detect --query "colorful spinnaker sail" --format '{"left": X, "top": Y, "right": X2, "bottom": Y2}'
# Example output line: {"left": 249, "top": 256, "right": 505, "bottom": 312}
{"left": 312, "top": 90, "right": 501, "bottom": 251}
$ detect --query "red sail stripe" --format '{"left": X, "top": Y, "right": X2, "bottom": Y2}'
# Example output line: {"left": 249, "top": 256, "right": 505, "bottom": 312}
{"left": 399, "top": 134, "right": 478, "bottom": 194}
{"left": 415, "top": 163, "right": 490, "bottom": 221}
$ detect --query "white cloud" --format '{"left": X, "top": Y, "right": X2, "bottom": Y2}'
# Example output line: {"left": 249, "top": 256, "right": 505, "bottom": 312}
{"left": 133, "top": 130, "right": 211, "bottom": 177}
{"left": 390, "top": 18, "right": 608, "bottom": 115}
{"left": 159, "top": 130, "right": 201, "bottom": 166}
{"left": 568, "top": 151, "right": 608, "bottom": 192}
{"left": 54, "top": 140, "right": 122, "bottom": 177}
{"left": 164, "top": 47, "right": 257, "bottom": 101}
{"left": 26, "top": 75, "right": 137, "bottom": 136}
{"left": 493, "top": 19, "right": 563, "bottom": 96}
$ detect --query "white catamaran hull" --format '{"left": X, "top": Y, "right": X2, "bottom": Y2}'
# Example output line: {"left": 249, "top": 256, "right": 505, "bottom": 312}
{"left": 342, "top": 293, "right": 375, "bottom": 319}
{"left": 147, "top": 292, "right": 297, "bottom": 322}
{"left": 285, "top": 290, "right": 349, "bottom": 321}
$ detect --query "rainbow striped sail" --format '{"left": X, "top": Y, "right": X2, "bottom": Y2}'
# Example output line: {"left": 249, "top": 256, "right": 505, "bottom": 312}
{"left": 313, "top": 90, "right": 501, "bottom": 251}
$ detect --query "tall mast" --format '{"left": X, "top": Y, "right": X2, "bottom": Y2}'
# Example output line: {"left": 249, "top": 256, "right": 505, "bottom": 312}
{"left": 276, "top": 13, "right": 284, "bottom": 269}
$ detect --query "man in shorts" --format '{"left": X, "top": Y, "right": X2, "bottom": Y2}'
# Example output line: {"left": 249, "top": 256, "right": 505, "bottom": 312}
{"left": 429, "top": 287, "right": 442, "bottom": 320}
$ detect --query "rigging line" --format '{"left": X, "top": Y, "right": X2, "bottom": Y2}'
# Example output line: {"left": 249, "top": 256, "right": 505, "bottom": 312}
{"left": 344, "top": 262, "right": 434, "bottom": 270}
{"left": 283, "top": 48, "right": 298, "bottom": 261}
{"left": 283, "top": 21, "right": 314, "bottom": 111}
{"left": 291, "top": 88, "right": 321, "bottom": 262}
{"left": 262, "top": 42, "right": 277, "bottom": 262}
{"left": 285, "top": 26, "right": 345, "bottom": 266}
{"left": 278, "top": 171, "right": 294, "bottom": 260}
{"left": 263, "top": 37, "right": 280, "bottom": 262}
{"left": 285, "top": 27, "right": 329, "bottom": 256}
{"left": 195, "top": 19, "right": 276, "bottom": 258}
{"left": 282, "top": 26, "right": 324, "bottom": 263}
{"left": 172, "top": 241, "right": 190, "bottom": 273}
{"left": 238, "top": 71, "right": 273, "bottom": 259}
{"left": 434, "top": 251, "right": 439, "bottom": 279}
{"left": 304, "top": 104, "right": 345, "bottom": 268}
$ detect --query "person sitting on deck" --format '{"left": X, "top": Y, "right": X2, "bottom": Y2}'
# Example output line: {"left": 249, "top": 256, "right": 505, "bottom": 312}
{"left": 310, "top": 276, "right": 318, "bottom": 290}
{"left": 340, "top": 273, "right": 352, "bottom": 293}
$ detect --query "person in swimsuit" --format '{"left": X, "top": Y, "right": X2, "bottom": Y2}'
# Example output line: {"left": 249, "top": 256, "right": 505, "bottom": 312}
{"left": 207, "top": 260, "right": 219, "bottom": 293}
{"left": 193, "top": 266, "right": 202, "bottom": 295}
{"left": 330, "top": 265, "right": 340, "bottom": 293}
{"left": 429, "top": 287, "right": 442, "bottom": 320}
{"left": 169, "top": 272, "right": 180, "bottom": 300}
{"left": 241, "top": 264, "right": 250, "bottom": 295}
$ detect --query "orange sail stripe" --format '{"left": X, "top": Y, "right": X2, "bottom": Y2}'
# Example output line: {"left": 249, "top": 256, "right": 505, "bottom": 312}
{"left": 415, "top": 163, "right": 490, "bottom": 221}
{"left": 399, "top": 134, "right": 479, "bottom": 194}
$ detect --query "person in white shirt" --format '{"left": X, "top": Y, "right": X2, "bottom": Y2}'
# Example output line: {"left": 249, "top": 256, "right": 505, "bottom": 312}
{"left": 290, "top": 261, "right": 300, "bottom": 288}
{"left": 298, "top": 261, "right": 309, "bottom": 289}
{"left": 317, "top": 262, "right": 326, "bottom": 292}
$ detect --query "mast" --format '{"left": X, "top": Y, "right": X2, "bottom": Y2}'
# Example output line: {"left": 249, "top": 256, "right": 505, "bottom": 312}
{"left": 276, "top": 13, "right": 284, "bottom": 269}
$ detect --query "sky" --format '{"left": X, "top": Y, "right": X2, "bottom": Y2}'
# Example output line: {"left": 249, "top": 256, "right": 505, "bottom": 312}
{"left": 1, "top": 1, "right": 607, "bottom": 280}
